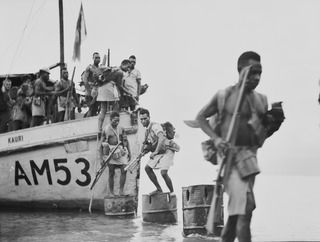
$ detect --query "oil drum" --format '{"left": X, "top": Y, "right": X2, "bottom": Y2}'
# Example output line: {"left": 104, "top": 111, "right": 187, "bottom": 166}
{"left": 182, "top": 184, "right": 223, "bottom": 236}
{"left": 142, "top": 192, "right": 177, "bottom": 224}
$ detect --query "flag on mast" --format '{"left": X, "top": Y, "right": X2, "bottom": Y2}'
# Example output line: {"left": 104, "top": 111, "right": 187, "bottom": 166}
{"left": 72, "top": 3, "right": 87, "bottom": 61}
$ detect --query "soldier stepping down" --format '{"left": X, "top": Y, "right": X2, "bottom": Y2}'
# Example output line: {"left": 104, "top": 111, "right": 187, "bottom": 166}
{"left": 139, "top": 108, "right": 180, "bottom": 195}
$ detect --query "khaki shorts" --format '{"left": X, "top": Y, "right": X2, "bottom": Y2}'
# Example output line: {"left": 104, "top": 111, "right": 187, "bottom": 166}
{"left": 147, "top": 150, "right": 175, "bottom": 170}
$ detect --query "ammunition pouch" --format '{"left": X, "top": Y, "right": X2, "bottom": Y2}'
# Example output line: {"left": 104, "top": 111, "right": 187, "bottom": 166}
{"left": 33, "top": 97, "right": 42, "bottom": 106}
{"left": 235, "top": 149, "right": 260, "bottom": 179}
{"left": 112, "top": 147, "right": 126, "bottom": 159}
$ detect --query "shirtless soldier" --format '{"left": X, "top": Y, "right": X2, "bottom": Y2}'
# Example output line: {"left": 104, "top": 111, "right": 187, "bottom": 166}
{"left": 196, "top": 51, "right": 284, "bottom": 242}
{"left": 101, "top": 111, "right": 131, "bottom": 196}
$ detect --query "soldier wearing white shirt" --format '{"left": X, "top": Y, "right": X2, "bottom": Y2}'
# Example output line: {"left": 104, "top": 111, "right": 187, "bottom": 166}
{"left": 120, "top": 55, "right": 141, "bottom": 111}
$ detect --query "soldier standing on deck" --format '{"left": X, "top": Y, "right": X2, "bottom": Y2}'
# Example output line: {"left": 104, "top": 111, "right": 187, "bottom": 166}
{"left": 82, "top": 52, "right": 102, "bottom": 117}
{"left": 0, "top": 78, "right": 13, "bottom": 133}
{"left": 55, "top": 68, "right": 81, "bottom": 122}
{"left": 120, "top": 55, "right": 141, "bottom": 111}
{"left": 30, "top": 68, "right": 55, "bottom": 127}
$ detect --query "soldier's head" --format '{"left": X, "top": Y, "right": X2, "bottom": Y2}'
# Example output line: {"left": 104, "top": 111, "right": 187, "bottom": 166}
{"left": 92, "top": 52, "right": 100, "bottom": 66}
{"left": 61, "top": 68, "right": 69, "bottom": 80}
{"left": 110, "top": 111, "right": 120, "bottom": 128}
{"left": 2, "top": 78, "right": 12, "bottom": 91}
{"left": 237, "top": 51, "right": 262, "bottom": 91}
{"left": 23, "top": 75, "right": 33, "bottom": 85}
{"left": 129, "top": 55, "right": 136, "bottom": 69}
{"left": 139, "top": 108, "right": 150, "bottom": 127}
{"left": 237, "top": 51, "right": 260, "bottom": 73}
{"left": 120, "top": 59, "right": 131, "bottom": 72}
{"left": 39, "top": 67, "right": 50, "bottom": 81}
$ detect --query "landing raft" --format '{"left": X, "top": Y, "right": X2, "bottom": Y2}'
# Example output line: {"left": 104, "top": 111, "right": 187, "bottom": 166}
{"left": 142, "top": 192, "right": 177, "bottom": 224}
{"left": 182, "top": 184, "right": 224, "bottom": 237}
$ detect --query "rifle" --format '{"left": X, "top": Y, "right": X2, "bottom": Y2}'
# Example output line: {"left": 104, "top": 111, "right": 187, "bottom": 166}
{"left": 124, "top": 150, "right": 147, "bottom": 172}
{"left": 205, "top": 66, "right": 252, "bottom": 235}
{"left": 89, "top": 142, "right": 122, "bottom": 190}
{"left": 65, "top": 66, "right": 76, "bottom": 120}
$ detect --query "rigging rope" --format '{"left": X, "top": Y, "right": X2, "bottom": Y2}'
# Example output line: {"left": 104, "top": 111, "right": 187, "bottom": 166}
{"left": 7, "top": 0, "right": 36, "bottom": 76}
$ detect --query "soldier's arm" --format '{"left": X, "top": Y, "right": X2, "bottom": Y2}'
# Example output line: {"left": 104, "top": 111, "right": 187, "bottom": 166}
{"left": 72, "top": 84, "right": 80, "bottom": 106}
{"left": 136, "top": 70, "right": 141, "bottom": 99}
{"left": 196, "top": 94, "right": 220, "bottom": 140}
{"left": 116, "top": 71, "right": 128, "bottom": 95}
{"left": 34, "top": 81, "right": 52, "bottom": 96}
{"left": 101, "top": 129, "right": 107, "bottom": 143}
{"left": 120, "top": 127, "right": 131, "bottom": 160}
{"left": 54, "top": 81, "right": 68, "bottom": 96}
{"left": 82, "top": 67, "right": 91, "bottom": 91}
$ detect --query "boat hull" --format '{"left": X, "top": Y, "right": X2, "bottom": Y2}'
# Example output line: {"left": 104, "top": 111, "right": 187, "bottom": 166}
{"left": 0, "top": 113, "right": 142, "bottom": 211}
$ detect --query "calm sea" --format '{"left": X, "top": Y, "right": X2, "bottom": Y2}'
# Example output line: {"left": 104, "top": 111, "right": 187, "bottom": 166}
{"left": 0, "top": 174, "right": 319, "bottom": 242}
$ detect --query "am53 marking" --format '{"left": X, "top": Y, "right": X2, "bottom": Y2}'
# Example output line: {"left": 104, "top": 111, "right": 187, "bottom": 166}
{"left": 15, "top": 158, "right": 91, "bottom": 187}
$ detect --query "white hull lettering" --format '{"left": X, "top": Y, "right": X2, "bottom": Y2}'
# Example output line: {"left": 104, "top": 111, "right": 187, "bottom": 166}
{"left": 14, "top": 158, "right": 91, "bottom": 187}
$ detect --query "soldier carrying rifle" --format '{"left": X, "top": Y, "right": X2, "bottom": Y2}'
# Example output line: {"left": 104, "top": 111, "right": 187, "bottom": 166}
{"left": 101, "top": 111, "right": 131, "bottom": 196}
{"left": 196, "top": 51, "right": 284, "bottom": 242}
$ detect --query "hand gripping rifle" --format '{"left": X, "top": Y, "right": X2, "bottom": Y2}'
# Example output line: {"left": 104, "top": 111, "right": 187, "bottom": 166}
{"left": 124, "top": 138, "right": 152, "bottom": 172}
{"left": 205, "top": 66, "right": 252, "bottom": 235}
{"left": 124, "top": 149, "right": 147, "bottom": 173}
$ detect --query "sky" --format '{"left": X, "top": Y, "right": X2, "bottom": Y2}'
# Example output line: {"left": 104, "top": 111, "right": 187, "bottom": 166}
{"left": 0, "top": 0, "right": 320, "bottom": 178}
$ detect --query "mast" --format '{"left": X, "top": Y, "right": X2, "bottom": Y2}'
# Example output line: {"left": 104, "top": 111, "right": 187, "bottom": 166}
{"left": 107, "top": 49, "right": 110, "bottom": 67}
{"left": 59, "top": 0, "right": 65, "bottom": 78}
